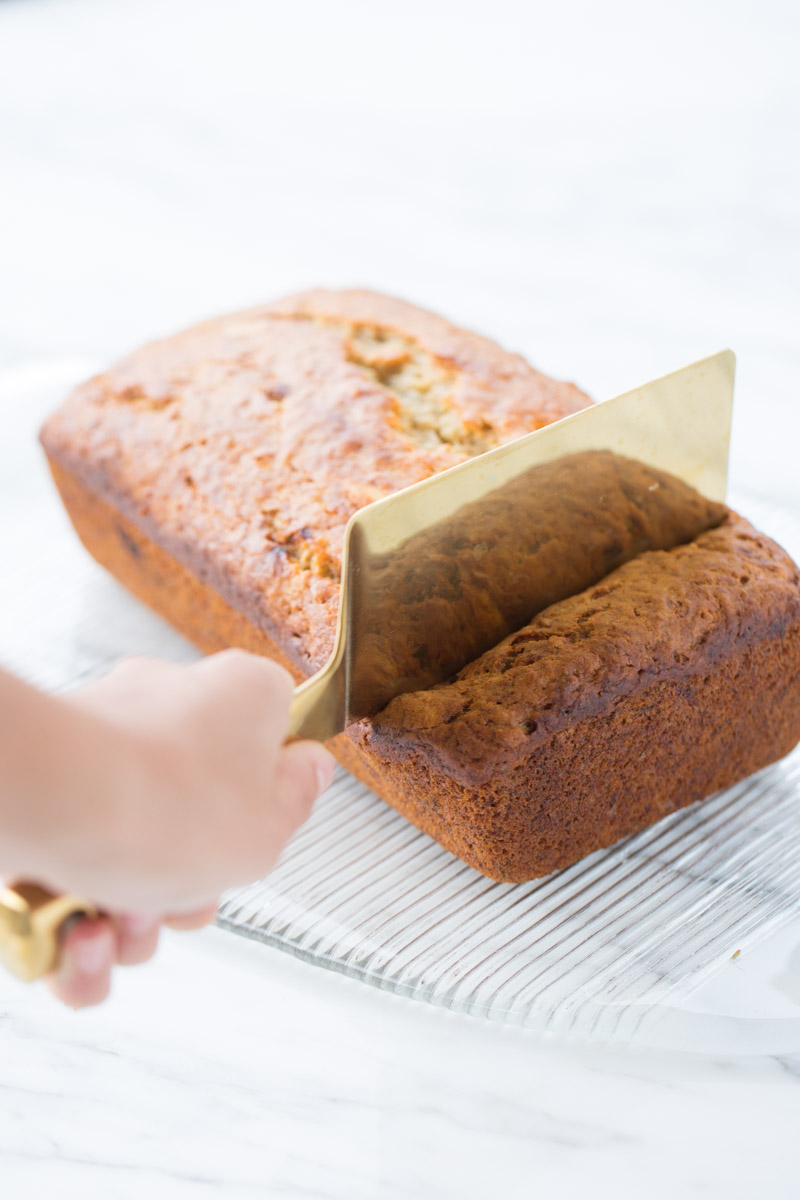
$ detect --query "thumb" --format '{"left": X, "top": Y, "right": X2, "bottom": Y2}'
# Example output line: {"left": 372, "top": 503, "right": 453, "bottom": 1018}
{"left": 272, "top": 741, "right": 335, "bottom": 830}
{"left": 47, "top": 916, "right": 116, "bottom": 1009}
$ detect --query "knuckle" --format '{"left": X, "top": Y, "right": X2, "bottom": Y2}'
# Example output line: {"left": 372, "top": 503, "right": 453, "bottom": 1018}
{"left": 209, "top": 648, "right": 258, "bottom": 680}
{"left": 111, "top": 656, "right": 144, "bottom": 680}
{"left": 279, "top": 755, "right": 319, "bottom": 820}
{"left": 113, "top": 654, "right": 169, "bottom": 680}
{"left": 215, "top": 648, "right": 251, "bottom": 668}
{"left": 207, "top": 649, "right": 294, "bottom": 697}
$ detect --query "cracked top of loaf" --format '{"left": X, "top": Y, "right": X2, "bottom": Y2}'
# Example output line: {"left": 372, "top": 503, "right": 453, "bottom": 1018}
{"left": 41, "top": 289, "right": 592, "bottom": 672}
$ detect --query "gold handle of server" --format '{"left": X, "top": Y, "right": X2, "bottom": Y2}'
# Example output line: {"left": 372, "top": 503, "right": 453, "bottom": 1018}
{"left": 0, "top": 881, "right": 98, "bottom": 982}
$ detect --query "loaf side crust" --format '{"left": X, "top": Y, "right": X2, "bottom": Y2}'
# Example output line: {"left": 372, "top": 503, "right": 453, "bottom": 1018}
{"left": 352, "top": 514, "right": 800, "bottom": 878}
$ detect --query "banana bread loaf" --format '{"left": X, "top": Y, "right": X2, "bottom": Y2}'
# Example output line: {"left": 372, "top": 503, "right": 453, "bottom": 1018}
{"left": 352, "top": 513, "right": 800, "bottom": 879}
{"left": 40, "top": 290, "right": 800, "bottom": 881}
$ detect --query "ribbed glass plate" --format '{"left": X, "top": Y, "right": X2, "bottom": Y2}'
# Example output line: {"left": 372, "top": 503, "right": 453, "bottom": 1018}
{"left": 4, "top": 364, "right": 800, "bottom": 1054}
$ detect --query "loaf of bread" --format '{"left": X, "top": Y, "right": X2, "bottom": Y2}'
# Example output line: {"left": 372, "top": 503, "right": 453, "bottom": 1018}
{"left": 353, "top": 513, "right": 800, "bottom": 879}
{"left": 41, "top": 290, "right": 800, "bottom": 881}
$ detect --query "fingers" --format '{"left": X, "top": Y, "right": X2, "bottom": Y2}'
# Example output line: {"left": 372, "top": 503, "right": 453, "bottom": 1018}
{"left": 113, "top": 912, "right": 161, "bottom": 966}
{"left": 192, "top": 649, "right": 296, "bottom": 742}
{"left": 163, "top": 903, "right": 218, "bottom": 931}
{"left": 45, "top": 906, "right": 217, "bottom": 1009}
{"left": 272, "top": 740, "right": 336, "bottom": 829}
{"left": 47, "top": 648, "right": 335, "bottom": 949}
{"left": 66, "top": 654, "right": 184, "bottom": 711}
{"left": 46, "top": 916, "right": 116, "bottom": 1009}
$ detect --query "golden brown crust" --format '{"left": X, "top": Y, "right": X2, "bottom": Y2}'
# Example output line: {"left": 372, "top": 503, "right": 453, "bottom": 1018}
{"left": 41, "top": 290, "right": 591, "bottom": 676}
{"left": 348, "top": 514, "right": 800, "bottom": 879}
{"left": 348, "top": 621, "right": 800, "bottom": 881}
{"left": 46, "top": 459, "right": 357, "bottom": 759}
{"left": 46, "top": 461, "right": 306, "bottom": 675}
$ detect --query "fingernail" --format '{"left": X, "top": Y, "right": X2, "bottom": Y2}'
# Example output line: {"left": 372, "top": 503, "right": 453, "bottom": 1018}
{"left": 73, "top": 929, "right": 113, "bottom": 975}
{"left": 119, "top": 913, "right": 159, "bottom": 938}
{"left": 314, "top": 752, "right": 335, "bottom": 794}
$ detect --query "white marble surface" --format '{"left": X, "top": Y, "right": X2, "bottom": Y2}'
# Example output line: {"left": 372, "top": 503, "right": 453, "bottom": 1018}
{"left": 3, "top": 927, "right": 800, "bottom": 1200}
{"left": 1, "top": 0, "right": 800, "bottom": 1195}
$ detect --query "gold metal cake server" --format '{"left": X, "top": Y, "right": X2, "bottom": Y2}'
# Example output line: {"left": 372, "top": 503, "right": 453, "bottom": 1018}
{"left": 0, "top": 350, "right": 735, "bottom": 981}
{"left": 288, "top": 350, "right": 735, "bottom": 738}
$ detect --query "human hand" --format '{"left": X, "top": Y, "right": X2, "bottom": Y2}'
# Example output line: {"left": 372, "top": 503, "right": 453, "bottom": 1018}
{"left": 46, "top": 905, "right": 218, "bottom": 1009}
{"left": 53, "top": 649, "right": 335, "bottom": 915}
{"left": 2, "top": 650, "right": 334, "bottom": 1006}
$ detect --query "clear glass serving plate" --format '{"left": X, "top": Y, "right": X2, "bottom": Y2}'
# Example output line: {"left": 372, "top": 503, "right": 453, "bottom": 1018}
{"left": 3, "top": 363, "right": 800, "bottom": 1054}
